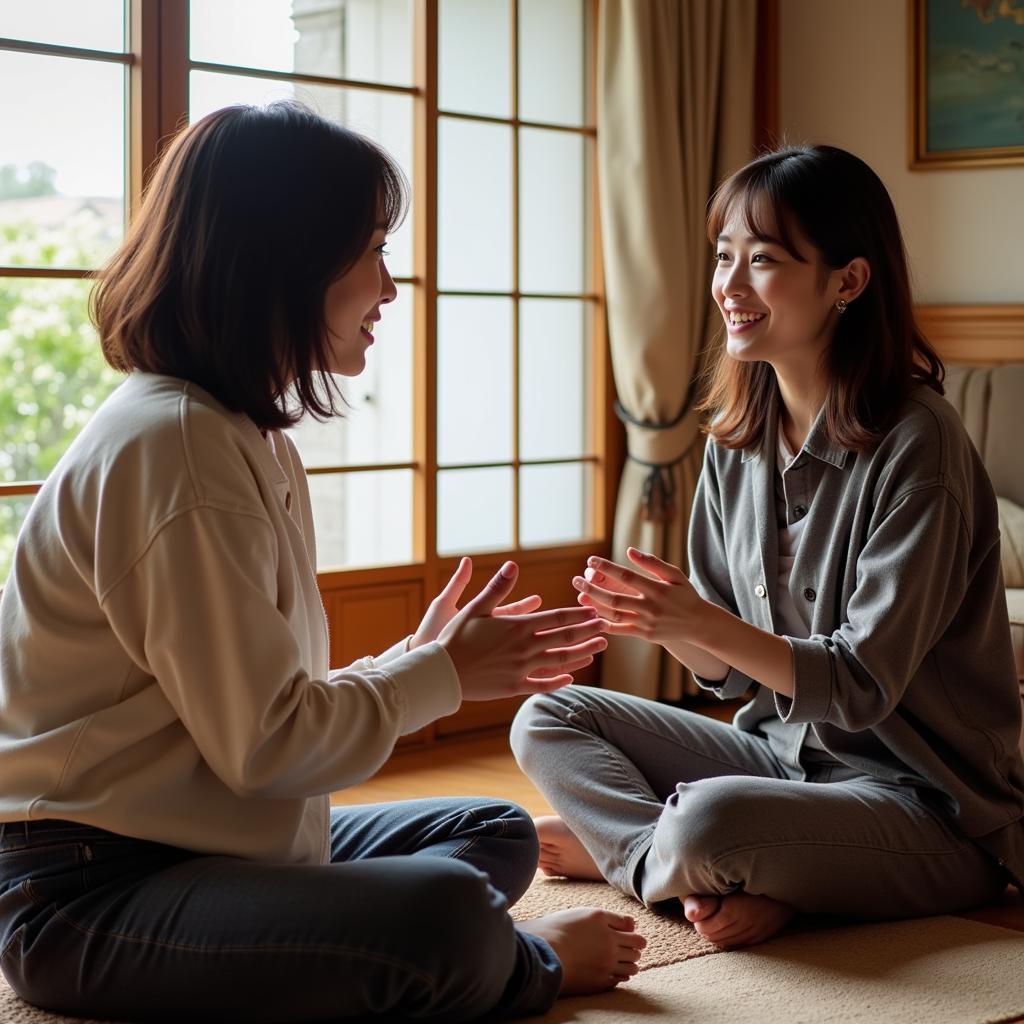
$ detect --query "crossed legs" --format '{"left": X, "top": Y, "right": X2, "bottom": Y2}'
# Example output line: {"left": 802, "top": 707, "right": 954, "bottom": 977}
{"left": 511, "top": 686, "right": 1006, "bottom": 949}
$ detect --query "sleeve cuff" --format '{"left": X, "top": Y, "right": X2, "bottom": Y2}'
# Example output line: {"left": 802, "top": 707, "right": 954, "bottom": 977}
{"left": 378, "top": 641, "right": 463, "bottom": 736}
{"left": 374, "top": 635, "right": 413, "bottom": 666}
{"left": 692, "top": 665, "right": 754, "bottom": 700}
{"left": 777, "top": 636, "right": 833, "bottom": 723}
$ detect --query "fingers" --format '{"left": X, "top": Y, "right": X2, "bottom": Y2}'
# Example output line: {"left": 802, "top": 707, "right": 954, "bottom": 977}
{"left": 583, "top": 565, "right": 642, "bottom": 597}
{"left": 583, "top": 556, "right": 663, "bottom": 596}
{"left": 462, "top": 560, "right": 519, "bottom": 617}
{"left": 522, "top": 674, "right": 575, "bottom": 692}
{"left": 572, "top": 575, "right": 645, "bottom": 611}
{"left": 625, "top": 547, "right": 686, "bottom": 584}
{"left": 529, "top": 636, "right": 608, "bottom": 671}
{"left": 527, "top": 617, "right": 606, "bottom": 651}
{"left": 512, "top": 605, "right": 600, "bottom": 633}
{"left": 492, "top": 594, "right": 543, "bottom": 617}
{"left": 528, "top": 653, "right": 595, "bottom": 678}
{"left": 435, "top": 556, "right": 473, "bottom": 604}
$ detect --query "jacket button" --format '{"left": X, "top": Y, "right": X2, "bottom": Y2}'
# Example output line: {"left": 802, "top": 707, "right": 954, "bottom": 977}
{"left": 803, "top": 587, "right": 816, "bottom": 601}
{"left": 793, "top": 504, "right": 807, "bottom": 519}
{"left": 754, "top": 584, "right": 767, "bottom": 599}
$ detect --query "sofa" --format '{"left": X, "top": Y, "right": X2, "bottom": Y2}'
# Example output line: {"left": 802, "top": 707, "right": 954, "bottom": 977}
{"left": 944, "top": 363, "right": 1024, "bottom": 713}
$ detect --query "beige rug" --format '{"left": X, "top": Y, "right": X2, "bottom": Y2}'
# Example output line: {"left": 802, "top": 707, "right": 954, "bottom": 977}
{"left": 529, "top": 915, "right": 1024, "bottom": 1024}
{"left": 0, "top": 984, "right": 109, "bottom": 1024}
{"left": 510, "top": 872, "right": 719, "bottom": 969}
{"left": 513, "top": 875, "right": 1024, "bottom": 1024}
{"left": 3, "top": 877, "right": 1022, "bottom": 1023}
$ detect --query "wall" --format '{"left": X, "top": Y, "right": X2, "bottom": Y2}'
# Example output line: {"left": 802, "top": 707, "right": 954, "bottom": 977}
{"left": 778, "top": 0, "right": 1024, "bottom": 304}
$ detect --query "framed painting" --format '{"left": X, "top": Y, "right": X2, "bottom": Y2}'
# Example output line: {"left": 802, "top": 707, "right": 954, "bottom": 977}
{"left": 909, "top": 0, "right": 1024, "bottom": 169}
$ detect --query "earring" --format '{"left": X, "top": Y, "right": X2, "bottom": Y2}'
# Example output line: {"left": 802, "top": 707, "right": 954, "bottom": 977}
{"left": 836, "top": 298, "right": 848, "bottom": 314}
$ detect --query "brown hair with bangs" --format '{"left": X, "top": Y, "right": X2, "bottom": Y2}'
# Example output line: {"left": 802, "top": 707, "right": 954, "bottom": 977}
{"left": 698, "top": 144, "right": 942, "bottom": 452}
{"left": 91, "top": 101, "right": 408, "bottom": 431}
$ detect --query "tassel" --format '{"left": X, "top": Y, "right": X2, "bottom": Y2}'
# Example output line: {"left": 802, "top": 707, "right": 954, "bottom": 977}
{"left": 640, "top": 466, "right": 677, "bottom": 522}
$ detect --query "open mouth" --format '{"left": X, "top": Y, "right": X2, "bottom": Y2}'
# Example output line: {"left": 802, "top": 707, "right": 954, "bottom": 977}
{"left": 726, "top": 311, "right": 766, "bottom": 332}
{"left": 361, "top": 319, "right": 375, "bottom": 340}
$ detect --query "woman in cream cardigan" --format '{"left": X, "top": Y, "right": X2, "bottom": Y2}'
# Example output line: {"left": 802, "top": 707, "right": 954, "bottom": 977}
{"left": 0, "top": 102, "right": 643, "bottom": 1022}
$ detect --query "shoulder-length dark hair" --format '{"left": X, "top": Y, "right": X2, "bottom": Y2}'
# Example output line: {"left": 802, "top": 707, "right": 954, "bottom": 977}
{"left": 91, "top": 101, "right": 408, "bottom": 430}
{"left": 699, "top": 144, "right": 943, "bottom": 451}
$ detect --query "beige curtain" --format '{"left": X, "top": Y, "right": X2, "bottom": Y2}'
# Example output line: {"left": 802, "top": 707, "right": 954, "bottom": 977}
{"left": 597, "top": 0, "right": 757, "bottom": 700}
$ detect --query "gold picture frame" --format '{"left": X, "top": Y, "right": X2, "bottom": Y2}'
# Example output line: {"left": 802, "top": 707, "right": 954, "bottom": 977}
{"left": 909, "top": 0, "right": 1024, "bottom": 169}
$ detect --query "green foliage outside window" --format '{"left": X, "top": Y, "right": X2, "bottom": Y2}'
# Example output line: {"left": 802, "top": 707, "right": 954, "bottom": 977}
{"left": 0, "top": 165, "right": 123, "bottom": 581}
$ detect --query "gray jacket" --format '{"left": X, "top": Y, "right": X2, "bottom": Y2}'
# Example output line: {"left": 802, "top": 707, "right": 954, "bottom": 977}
{"left": 688, "top": 384, "right": 1024, "bottom": 888}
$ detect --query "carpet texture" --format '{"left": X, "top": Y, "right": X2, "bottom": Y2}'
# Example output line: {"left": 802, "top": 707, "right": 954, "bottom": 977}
{"left": 531, "top": 915, "right": 1024, "bottom": 1024}
{"left": 510, "top": 873, "right": 720, "bottom": 969}
{"left": 0, "top": 986, "right": 110, "bottom": 1024}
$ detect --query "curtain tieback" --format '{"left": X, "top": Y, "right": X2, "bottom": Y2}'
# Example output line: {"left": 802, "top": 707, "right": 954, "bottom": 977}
{"left": 615, "top": 401, "right": 702, "bottom": 523}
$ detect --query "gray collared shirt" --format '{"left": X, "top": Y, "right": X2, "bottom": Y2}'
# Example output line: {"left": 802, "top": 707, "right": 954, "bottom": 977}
{"left": 688, "top": 384, "right": 1024, "bottom": 886}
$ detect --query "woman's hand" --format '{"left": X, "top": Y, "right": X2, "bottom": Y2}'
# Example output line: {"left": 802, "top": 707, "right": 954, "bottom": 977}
{"left": 410, "top": 556, "right": 544, "bottom": 650}
{"left": 572, "top": 547, "right": 706, "bottom": 646}
{"left": 439, "top": 561, "right": 608, "bottom": 701}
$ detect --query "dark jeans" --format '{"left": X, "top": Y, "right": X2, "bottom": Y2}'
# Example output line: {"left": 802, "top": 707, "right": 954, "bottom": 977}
{"left": 0, "top": 798, "right": 560, "bottom": 1022}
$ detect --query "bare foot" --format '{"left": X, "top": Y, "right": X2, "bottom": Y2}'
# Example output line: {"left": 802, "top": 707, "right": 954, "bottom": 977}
{"left": 682, "top": 891, "right": 795, "bottom": 949}
{"left": 534, "top": 816, "right": 605, "bottom": 881}
{"left": 518, "top": 908, "right": 646, "bottom": 995}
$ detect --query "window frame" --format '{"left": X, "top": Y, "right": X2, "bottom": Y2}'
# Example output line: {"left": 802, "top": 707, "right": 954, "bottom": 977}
{"left": 0, "top": 0, "right": 616, "bottom": 596}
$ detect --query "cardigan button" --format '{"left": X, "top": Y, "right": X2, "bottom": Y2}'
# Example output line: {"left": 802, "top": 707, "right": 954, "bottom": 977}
{"left": 754, "top": 583, "right": 767, "bottom": 599}
{"left": 804, "top": 587, "right": 816, "bottom": 601}
{"left": 793, "top": 504, "right": 807, "bottom": 519}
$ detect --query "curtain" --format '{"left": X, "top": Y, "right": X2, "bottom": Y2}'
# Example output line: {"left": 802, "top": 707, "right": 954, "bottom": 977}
{"left": 597, "top": 0, "right": 757, "bottom": 700}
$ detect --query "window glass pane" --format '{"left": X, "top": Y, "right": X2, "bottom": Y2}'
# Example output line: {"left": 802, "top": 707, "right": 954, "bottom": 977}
{"left": 438, "top": 467, "right": 513, "bottom": 555}
{"left": 287, "top": 285, "right": 413, "bottom": 467}
{"left": 438, "top": 297, "right": 512, "bottom": 465}
{"left": 520, "top": 462, "right": 588, "bottom": 547}
{"left": 0, "top": 277, "right": 120, "bottom": 482}
{"left": 308, "top": 470, "right": 412, "bottom": 569}
{"left": 519, "top": 128, "right": 586, "bottom": 294}
{"left": 0, "top": 51, "right": 125, "bottom": 269}
{"left": 520, "top": 299, "right": 588, "bottom": 460}
{"left": 190, "top": 0, "right": 413, "bottom": 86}
{"left": 0, "top": 1, "right": 125, "bottom": 52}
{"left": 518, "top": 0, "right": 585, "bottom": 126}
{"left": 189, "top": 71, "right": 413, "bottom": 278}
{"left": 438, "top": 118, "right": 512, "bottom": 291}
{"left": 439, "top": 0, "right": 510, "bottom": 118}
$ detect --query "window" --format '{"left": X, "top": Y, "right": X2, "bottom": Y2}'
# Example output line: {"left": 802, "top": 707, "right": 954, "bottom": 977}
{"left": 0, "top": 2, "right": 128, "bottom": 580}
{"left": 0, "top": 2, "right": 608, "bottom": 593}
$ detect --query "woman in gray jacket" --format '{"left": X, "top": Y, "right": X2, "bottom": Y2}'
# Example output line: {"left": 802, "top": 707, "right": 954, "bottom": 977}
{"left": 512, "top": 144, "right": 1024, "bottom": 950}
{"left": 0, "top": 102, "right": 644, "bottom": 1022}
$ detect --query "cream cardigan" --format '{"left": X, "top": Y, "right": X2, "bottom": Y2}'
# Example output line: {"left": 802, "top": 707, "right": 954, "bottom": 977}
{"left": 0, "top": 373, "right": 461, "bottom": 863}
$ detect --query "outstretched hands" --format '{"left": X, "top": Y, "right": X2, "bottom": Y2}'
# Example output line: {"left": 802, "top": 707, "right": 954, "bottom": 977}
{"left": 571, "top": 547, "right": 704, "bottom": 647}
{"left": 422, "top": 558, "right": 608, "bottom": 702}
{"left": 411, "top": 556, "right": 543, "bottom": 650}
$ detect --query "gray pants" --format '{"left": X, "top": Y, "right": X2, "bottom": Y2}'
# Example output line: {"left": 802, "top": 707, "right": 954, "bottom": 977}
{"left": 510, "top": 686, "right": 1006, "bottom": 919}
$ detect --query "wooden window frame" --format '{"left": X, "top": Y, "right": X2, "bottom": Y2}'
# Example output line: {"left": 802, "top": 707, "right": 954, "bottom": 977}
{"left": 0, "top": 0, "right": 615, "bottom": 741}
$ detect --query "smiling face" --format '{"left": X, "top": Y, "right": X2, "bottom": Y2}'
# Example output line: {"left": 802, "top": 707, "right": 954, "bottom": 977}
{"left": 321, "top": 224, "right": 397, "bottom": 377}
{"left": 711, "top": 209, "right": 845, "bottom": 379}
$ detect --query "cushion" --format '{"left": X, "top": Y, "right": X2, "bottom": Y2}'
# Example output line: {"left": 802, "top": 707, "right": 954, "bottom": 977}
{"left": 999, "top": 498, "right": 1024, "bottom": 588}
{"left": 945, "top": 364, "right": 1024, "bottom": 508}
{"left": 1008, "top": 588, "right": 1024, "bottom": 686}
